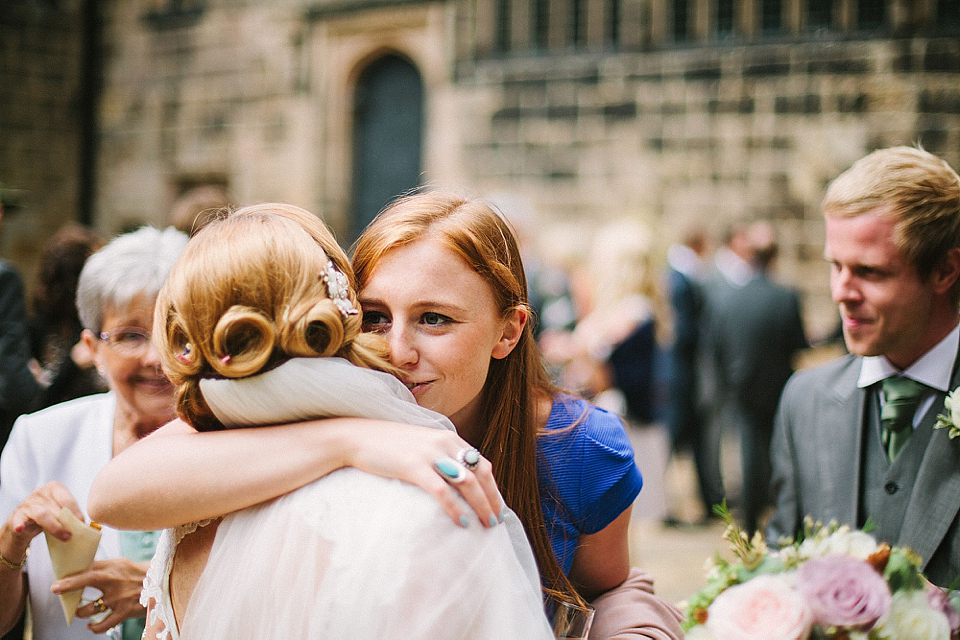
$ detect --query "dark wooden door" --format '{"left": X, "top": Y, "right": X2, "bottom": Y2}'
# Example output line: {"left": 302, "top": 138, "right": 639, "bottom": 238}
{"left": 350, "top": 54, "right": 424, "bottom": 242}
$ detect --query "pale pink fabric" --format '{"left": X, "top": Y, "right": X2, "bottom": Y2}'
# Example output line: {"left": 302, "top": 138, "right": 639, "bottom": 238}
{"left": 589, "top": 567, "right": 686, "bottom": 639}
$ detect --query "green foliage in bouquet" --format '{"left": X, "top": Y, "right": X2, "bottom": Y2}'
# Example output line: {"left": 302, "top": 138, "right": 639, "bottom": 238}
{"left": 681, "top": 504, "right": 960, "bottom": 639}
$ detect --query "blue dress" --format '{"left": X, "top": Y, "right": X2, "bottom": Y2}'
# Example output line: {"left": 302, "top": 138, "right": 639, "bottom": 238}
{"left": 538, "top": 394, "right": 643, "bottom": 575}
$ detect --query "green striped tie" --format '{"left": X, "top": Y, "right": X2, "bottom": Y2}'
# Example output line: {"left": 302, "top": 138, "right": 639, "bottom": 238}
{"left": 880, "top": 376, "right": 927, "bottom": 462}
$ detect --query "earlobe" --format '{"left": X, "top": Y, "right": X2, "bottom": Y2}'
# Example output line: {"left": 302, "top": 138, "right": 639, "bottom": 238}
{"left": 492, "top": 308, "right": 527, "bottom": 360}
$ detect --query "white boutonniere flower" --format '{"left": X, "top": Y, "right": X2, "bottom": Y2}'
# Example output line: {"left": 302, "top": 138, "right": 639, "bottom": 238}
{"left": 935, "top": 388, "right": 960, "bottom": 440}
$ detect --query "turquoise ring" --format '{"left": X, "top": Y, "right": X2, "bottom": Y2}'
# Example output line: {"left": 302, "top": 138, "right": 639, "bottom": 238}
{"left": 433, "top": 457, "right": 468, "bottom": 484}
{"left": 456, "top": 447, "right": 481, "bottom": 471}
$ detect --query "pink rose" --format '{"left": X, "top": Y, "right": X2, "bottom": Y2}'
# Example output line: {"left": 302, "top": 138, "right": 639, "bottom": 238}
{"left": 707, "top": 575, "right": 812, "bottom": 640}
{"left": 796, "top": 554, "right": 891, "bottom": 629}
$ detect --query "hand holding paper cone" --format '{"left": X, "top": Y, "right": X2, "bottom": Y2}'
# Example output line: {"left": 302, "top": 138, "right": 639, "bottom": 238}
{"left": 44, "top": 508, "right": 102, "bottom": 624}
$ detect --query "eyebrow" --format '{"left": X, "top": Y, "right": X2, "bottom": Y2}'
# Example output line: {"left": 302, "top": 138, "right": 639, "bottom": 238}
{"left": 358, "top": 295, "right": 469, "bottom": 315}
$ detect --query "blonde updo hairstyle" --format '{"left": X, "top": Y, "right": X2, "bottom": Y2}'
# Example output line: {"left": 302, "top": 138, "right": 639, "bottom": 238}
{"left": 155, "top": 202, "right": 395, "bottom": 432}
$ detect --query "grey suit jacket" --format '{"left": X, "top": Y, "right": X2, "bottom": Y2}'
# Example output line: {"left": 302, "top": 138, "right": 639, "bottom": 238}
{"left": 711, "top": 273, "right": 807, "bottom": 424}
{"left": 767, "top": 347, "right": 960, "bottom": 587}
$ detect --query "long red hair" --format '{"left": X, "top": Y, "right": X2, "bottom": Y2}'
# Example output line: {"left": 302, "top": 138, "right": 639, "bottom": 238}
{"left": 352, "top": 190, "right": 583, "bottom": 607}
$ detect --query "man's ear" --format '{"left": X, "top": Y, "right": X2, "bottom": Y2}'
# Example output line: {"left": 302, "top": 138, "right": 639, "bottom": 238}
{"left": 931, "top": 248, "right": 960, "bottom": 296}
{"left": 492, "top": 308, "right": 528, "bottom": 360}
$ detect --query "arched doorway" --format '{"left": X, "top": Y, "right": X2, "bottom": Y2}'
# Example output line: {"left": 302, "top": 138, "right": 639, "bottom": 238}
{"left": 350, "top": 53, "right": 424, "bottom": 242}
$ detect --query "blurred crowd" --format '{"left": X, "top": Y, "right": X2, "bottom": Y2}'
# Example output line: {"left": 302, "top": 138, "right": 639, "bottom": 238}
{"left": 532, "top": 213, "right": 811, "bottom": 535}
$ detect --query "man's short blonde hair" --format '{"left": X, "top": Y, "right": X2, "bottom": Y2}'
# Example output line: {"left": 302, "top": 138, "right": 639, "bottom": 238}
{"left": 823, "top": 146, "right": 960, "bottom": 303}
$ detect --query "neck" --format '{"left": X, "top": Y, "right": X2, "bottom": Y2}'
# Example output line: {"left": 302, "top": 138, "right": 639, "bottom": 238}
{"left": 889, "top": 308, "right": 960, "bottom": 371}
{"left": 112, "top": 408, "right": 170, "bottom": 456}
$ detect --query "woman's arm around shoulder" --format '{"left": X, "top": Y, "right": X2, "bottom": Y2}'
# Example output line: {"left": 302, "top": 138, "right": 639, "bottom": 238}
{"left": 88, "top": 417, "right": 503, "bottom": 530}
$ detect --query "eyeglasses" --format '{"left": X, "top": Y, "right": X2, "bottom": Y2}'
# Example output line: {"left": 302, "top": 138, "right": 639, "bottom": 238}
{"left": 98, "top": 327, "right": 152, "bottom": 356}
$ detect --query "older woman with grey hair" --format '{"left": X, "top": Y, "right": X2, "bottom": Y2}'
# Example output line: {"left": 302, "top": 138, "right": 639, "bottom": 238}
{"left": 0, "top": 226, "right": 187, "bottom": 640}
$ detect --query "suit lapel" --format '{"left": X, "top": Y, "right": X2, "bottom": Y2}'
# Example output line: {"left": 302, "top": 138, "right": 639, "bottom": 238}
{"left": 899, "top": 344, "right": 960, "bottom": 569}
{"left": 818, "top": 362, "right": 864, "bottom": 527}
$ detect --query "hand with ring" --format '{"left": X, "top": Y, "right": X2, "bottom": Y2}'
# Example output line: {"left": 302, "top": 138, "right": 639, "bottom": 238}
{"left": 456, "top": 447, "right": 481, "bottom": 471}
{"left": 52, "top": 556, "right": 150, "bottom": 634}
{"left": 328, "top": 419, "right": 503, "bottom": 530}
{"left": 433, "top": 457, "right": 469, "bottom": 484}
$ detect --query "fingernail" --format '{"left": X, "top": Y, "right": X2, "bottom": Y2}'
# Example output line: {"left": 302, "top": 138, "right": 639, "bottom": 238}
{"left": 14, "top": 524, "right": 24, "bottom": 533}
{"left": 58, "top": 532, "right": 71, "bottom": 541}
{"left": 488, "top": 514, "right": 499, "bottom": 527}
{"left": 459, "top": 515, "right": 470, "bottom": 528}
{"left": 497, "top": 510, "right": 505, "bottom": 524}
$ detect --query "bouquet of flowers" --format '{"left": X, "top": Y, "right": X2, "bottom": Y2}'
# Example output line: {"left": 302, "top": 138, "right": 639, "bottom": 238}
{"left": 682, "top": 508, "right": 960, "bottom": 639}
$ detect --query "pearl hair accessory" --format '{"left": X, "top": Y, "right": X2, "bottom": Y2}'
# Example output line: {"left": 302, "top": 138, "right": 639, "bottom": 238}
{"left": 321, "top": 257, "right": 359, "bottom": 317}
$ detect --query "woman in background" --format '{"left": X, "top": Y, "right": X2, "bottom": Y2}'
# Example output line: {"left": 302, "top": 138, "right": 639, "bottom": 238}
{"left": 29, "top": 224, "right": 107, "bottom": 407}
{"left": 1, "top": 226, "right": 186, "bottom": 639}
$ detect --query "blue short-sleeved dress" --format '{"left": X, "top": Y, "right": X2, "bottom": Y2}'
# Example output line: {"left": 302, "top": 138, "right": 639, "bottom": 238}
{"left": 537, "top": 394, "right": 643, "bottom": 575}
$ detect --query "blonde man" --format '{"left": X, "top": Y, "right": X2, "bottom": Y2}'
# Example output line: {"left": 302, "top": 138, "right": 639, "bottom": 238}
{"left": 768, "top": 147, "right": 960, "bottom": 587}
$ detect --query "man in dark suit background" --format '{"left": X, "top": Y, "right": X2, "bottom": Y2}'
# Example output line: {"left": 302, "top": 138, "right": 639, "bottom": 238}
{"left": 0, "top": 195, "right": 44, "bottom": 455}
{"left": 664, "top": 227, "right": 726, "bottom": 525}
{"left": 767, "top": 146, "right": 960, "bottom": 587}
{"left": 710, "top": 221, "right": 808, "bottom": 533}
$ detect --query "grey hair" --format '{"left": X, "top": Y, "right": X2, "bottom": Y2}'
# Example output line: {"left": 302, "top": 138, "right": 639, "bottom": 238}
{"left": 77, "top": 226, "right": 189, "bottom": 332}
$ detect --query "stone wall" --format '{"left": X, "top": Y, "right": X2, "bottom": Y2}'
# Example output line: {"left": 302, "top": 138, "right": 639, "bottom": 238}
{"left": 451, "top": 37, "right": 960, "bottom": 334}
{"left": 96, "top": 1, "right": 317, "bottom": 232}
{"left": 14, "top": 0, "right": 956, "bottom": 338}
{"left": 0, "top": 0, "right": 88, "bottom": 289}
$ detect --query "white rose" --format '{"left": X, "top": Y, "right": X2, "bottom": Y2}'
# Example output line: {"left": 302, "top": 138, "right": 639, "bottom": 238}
{"left": 947, "top": 392, "right": 960, "bottom": 427}
{"left": 879, "top": 591, "right": 951, "bottom": 640}
{"left": 826, "top": 529, "right": 879, "bottom": 559}
{"left": 797, "top": 536, "right": 831, "bottom": 559}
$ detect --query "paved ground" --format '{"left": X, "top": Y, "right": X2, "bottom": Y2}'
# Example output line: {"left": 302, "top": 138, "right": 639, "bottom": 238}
{"left": 624, "top": 424, "right": 736, "bottom": 606}
{"left": 625, "top": 346, "right": 845, "bottom": 607}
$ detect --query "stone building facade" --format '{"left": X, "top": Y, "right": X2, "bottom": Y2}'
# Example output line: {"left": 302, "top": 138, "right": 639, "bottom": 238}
{"left": 0, "top": 0, "right": 94, "bottom": 284}
{"left": 4, "top": 0, "right": 960, "bottom": 333}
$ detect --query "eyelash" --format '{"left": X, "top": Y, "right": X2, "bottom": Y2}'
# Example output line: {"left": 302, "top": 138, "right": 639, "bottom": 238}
{"left": 360, "top": 311, "right": 453, "bottom": 330}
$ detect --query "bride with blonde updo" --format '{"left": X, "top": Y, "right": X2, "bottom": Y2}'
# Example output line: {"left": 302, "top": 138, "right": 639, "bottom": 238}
{"left": 154, "top": 203, "right": 393, "bottom": 432}
{"left": 141, "top": 203, "right": 550, "bottom": 639}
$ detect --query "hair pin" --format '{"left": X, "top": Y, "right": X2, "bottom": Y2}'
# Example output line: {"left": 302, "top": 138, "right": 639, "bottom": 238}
{"left": 175, "top": 343, "right": 192, "bottom": 364}
{"left": 220, "top": 354, "right": 231, "bottom": 364}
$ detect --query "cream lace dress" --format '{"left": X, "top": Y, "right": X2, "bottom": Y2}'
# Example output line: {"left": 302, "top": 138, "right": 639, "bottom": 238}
{"left": 141, "top": 358, "right": 551, "bottom": 639}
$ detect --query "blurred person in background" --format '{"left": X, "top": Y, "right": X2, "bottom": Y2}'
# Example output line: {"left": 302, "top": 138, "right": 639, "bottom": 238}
{"left": 710, "top": 220, "right": 807, "bottom": 533}
{"left": 0, "top": 226, "right": 187, "bottom": 639}
{"left": 558, "top": 219, "right": 671, "bottom": 431}
{"left": 662, "top": 224, "right": 726, "bottom": 526}
{"left": 168, "top": 185, "right": 233, "bottom": 236}
{"left": 0, "top": 191, "right": 46, "bottom": 456}
{"left": 29, "top": 224, "right": 107, "bottom": 409}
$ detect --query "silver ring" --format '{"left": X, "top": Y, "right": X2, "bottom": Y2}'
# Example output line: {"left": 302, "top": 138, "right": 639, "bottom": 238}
{"left": 433, "top": 457, "right": 468, "bottom": 484}
{"left": 93, "top": 597, "right": 107, "bottom": 614}
{"left": 456, "top": 447, "right": 481, "bottom": 471}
